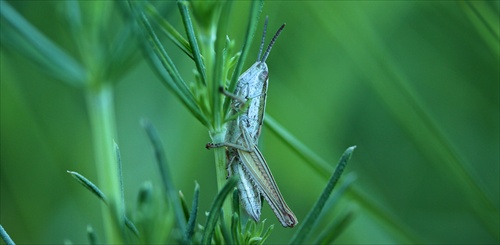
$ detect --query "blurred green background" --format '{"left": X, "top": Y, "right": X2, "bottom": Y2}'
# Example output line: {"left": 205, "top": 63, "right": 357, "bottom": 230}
{"left": 1, "top": 1, "right": 498, "bottom": 244}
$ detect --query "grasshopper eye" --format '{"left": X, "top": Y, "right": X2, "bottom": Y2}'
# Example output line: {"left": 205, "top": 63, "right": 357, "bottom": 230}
{"left": 259, "top": 70, "right": 268, "bottom": 81}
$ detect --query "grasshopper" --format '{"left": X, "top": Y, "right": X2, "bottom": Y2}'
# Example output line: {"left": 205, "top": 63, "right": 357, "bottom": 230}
{"left": 207, "top": 17, "right": 297, "bottom": 228}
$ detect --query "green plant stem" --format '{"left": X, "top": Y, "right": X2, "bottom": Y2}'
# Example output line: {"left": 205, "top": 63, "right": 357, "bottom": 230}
{"left": 210, "top": 129, "right": 232, "bottom": 224}
{"left": 85, "top": 83, "right": 124, "bottom": 244}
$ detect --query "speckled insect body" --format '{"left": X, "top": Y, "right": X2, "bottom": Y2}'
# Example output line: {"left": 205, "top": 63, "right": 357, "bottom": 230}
{"left": 208, "top": 17, "right": 297, "bottom": 228}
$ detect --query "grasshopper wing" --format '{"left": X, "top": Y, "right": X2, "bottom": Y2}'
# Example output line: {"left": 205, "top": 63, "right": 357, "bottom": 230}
{"left": 238, "top": 145, "right": 298, "bottom": 227}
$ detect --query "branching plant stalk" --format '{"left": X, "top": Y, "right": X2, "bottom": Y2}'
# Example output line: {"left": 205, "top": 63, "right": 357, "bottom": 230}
{"left": 85, "top": 83, "right": 124, "bottom": 244}
{"left": 187, "top": 0, "right": 232, "bottom": 225}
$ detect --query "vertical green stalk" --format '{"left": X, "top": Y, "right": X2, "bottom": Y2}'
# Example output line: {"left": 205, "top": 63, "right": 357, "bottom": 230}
{"left": 85, "top": 83, "right": 124, "bottom": 244}
{"left": 209, "top": 129, "right": 231, "bottom": 223}
{"left": 212, "top": 2, "right": 232, "bottom": 225}
{"left": 186, "top": 0, "right": 232, "bottom": 224}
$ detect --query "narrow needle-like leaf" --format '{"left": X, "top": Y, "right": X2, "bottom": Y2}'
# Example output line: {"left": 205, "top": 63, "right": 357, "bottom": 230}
{"left": 266, "top": 116, "right": 422, "bottom": 242}
{"left": 142, "top": 119, "right": 187, "bottom": 232}
{"left": 0, "top": 1, "right": 86, "bottom": 87}
{"left": 144, "top": 2, "right": 193, "bottom": 59}
{"left": 0, "top": 225, "right": 15, "bottom": 245}
{"left": 177, "top": 0, "right": 207, "bottom": 86}
{"left": 114, "top": 142, "right": 125, "bottom": 214}
{"left": 130, "top": 2, "right": 208, "bottom": 127}
{"left": 67, "top": 170, "right": 108, "bottom": 204}
{"left": 212, "top": 2, "right": 232, "bottom": 127}
{"left": 201, "top": 177, "right": 238, "bottom": 244}
{"left": 185, "top": 182, "right": 200, "bottom": 241}
{"left": 289, "top": 146, "right": 356, "bottom": 244}
{"left": 124, "top": 217, "right": 139, "bottom": 237}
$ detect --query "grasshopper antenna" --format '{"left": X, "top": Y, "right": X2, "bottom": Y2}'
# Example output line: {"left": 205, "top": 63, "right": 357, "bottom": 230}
{"left": 257, "top": 16, "right": 269, "bottom": 62}
{"left": 261, "top": 22, "right": 286, "bottom": 63}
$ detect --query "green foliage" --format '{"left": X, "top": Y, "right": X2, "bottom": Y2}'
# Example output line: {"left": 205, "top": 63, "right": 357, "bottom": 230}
{"left": 1, "top": 1, "right": 498, "bottom": 244}
{"left": 201, "top": 176, "right": 238, "bottom": 244}
{"left": 231, "top": 214, "right": 274, "bottom": 245}
{"left": 290, "top": 147, "right": 356, "bottom": 244}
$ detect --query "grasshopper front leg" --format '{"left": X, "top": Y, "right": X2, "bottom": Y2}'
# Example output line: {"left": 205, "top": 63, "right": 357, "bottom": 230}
{"left": 206, "top": 121, "right": 256, "bottom": 153}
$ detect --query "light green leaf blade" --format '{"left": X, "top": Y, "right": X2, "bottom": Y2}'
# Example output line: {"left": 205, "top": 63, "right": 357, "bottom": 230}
{"left": 201, "top": 177, "right": 238, "bottom": 244}
{"left": 67, "top": 170, "right": 107, "bottom": 204}
{"left": 289, "top": 146, "right": 356, "bottom": 244}
{"left": 0, "top": 1, "right": 86, "bottom": 87}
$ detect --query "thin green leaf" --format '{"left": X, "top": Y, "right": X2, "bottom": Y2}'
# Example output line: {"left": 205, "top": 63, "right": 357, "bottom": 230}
{"left": 105, "top": 1, "right": 146, "bottom": 83}
{"left": 129, "top": 0, "right": 206, "bottom": 124}
{"left": 219, "top": 207, "right": 233, "bottom": 245}
{"left": 265, "top": 115, "right": 422, "bottom": 243}
{"left": 0, "top": 224, "right": 15, "bottom": 245}
{"left": 313, "top": 211, "right": 355, "bottom": 244}
{"left": 211, "top": 1, "right": 232, "bottom": 127}
{"left": 232, "top": 188, "right": 240, "bottom": 219}
{"left": 289, "top": 146, "right": 356, "bottom": 245}
{"left": 124, "top": 217, "right": 139, "bottom": 237}
{"left": 231, "top": 189, "right": 241, "bottom": 244}
{"left": 177, "top": 0, "right": 207, "bottom": 86}
{"left": 146, "top": 43, "right": 209, "bottom": 127}
{"left": 222, "top": 36, "right": 237, "bottom": 89}
{"left": 185, "top": 182, "right": 200, "bottom": 241}
{"left": 135, "top": 7, "right": 186, "bottom": 90}
{"left": 309, "top": 174, "right": 357, "bottom": 243}
{"left": 213, "top": 224, "right": 224, "bottom": 245}
{"left": 320, "top": 173, "right": 357, "bottom": 218}
{"left": 114, "top": 142, "right": 139, "bottom": 237}
{"left": 87, "top": 225, "right": 97, "bottom": 245}
{"left": 260, "top": 223, "right": 274, "bottom": 245}
{"left": 144, "top": 2, "right": 193, "bottom": 60}
{"left": 201, "top": 177, "right": 238, "bottom": 244}
{"left": 141, "top": 119, "right": 187, "bottom": 232}
{"left": 133, "top": 6, "right": 208, "bottom": 127}
{"left": 0, "top": 1, "right": 86, "bottom": 87}
{"left": 231, "top": 212, "right": 240, "bottom": 245}
{"left": 223, "top": 0, "right": 264, "bottom": 114}
{"left": 67, "top": 170, "right": 107, "bottom": 204}
{"left": 114, "top": 142, "right": 125, "bottom": 214}
{"left": 63, "top": 0, "right": 83, "bottom": 50}
{"left": 248, "top": 237, "right": 262, "bottom": 245}
{"left": 313, "top": 4, "right": 498, "bottom": 239}
{"left": 178, "top": 191, "right": 190, "bottom": 223}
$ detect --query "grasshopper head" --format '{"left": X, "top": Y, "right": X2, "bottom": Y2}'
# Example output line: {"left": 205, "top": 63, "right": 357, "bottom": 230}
{"left": 256, "top": 62, "right": 269, "bottom": 82}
